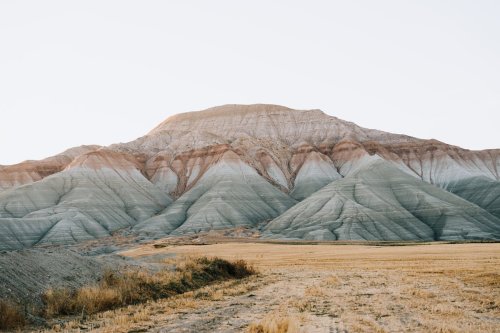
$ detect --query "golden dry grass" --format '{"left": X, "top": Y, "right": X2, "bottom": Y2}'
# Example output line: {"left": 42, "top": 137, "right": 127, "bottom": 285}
{"left": 120, "top": 242, "right": 500, "bottom": 332}
{"left": 124, "top": 242, "right": 498, "bottom": 270}
{"left": 247, "top": 312, "right": 301, "bottom": 333}
{"left": 44, "top": 274, "right": 262, "bottom": 333}
{"left": 38, "top": 243, "right": 499, "bottom": 332}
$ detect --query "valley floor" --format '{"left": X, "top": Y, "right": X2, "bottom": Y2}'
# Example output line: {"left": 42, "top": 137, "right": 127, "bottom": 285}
{"left": 44, "top": 242, "right": 499, "bottom": 333}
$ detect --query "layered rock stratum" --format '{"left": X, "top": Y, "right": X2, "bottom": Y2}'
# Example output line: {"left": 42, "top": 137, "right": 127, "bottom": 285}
{"left": 1, "top": 104, "right": 499, "bottom": 249}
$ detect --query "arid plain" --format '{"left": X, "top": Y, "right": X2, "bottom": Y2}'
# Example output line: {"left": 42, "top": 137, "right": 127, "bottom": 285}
{"left": 39, "top": 241, "right": 500, "bottom": 333}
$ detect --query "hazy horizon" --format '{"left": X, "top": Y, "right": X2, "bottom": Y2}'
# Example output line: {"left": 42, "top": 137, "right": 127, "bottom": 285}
{"left": 1, "top": 1, "right": 499, "bottom": 165}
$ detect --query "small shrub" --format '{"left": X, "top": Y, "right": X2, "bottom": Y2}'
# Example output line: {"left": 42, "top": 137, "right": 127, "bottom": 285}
{"left": 304, "top": 285, "right": 325, "bottom": 297}
{"left": 43, "top": 288, "right": 73, "bottom": 317}
{"left": 231, "top": 259, "right": 258, "bottom": 278}
{"left": 74, "top": 286, "right": 121, "bottom": 314}
{"left": 0, "top": 300, "right": 25, "bottom": 330}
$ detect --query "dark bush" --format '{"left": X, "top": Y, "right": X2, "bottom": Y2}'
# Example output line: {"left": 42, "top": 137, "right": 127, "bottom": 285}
{"left": 0, "top": 300, "right": 25, "bottom": 330}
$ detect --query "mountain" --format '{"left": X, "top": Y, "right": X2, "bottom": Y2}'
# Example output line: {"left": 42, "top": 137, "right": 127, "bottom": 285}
{"left": 1, "top": 104, "right": 499, "bottom": 249}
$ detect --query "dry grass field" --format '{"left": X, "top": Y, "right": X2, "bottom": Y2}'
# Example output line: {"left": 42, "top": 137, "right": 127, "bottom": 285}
{"left": 45, "top": 242, "right": 499, "bottom": 333}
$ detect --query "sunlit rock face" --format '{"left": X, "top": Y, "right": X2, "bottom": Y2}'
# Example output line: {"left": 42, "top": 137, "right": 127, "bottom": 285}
{"left": 0, "top": 145, "right": 101, "bottom": 191}
{"left": 0, "top": 104, "right": 499, "bottom": 249}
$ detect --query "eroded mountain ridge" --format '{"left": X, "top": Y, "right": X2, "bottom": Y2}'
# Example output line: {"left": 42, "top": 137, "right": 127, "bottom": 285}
{"left": 1, "top": 104, "right": 499, "bottom": 249}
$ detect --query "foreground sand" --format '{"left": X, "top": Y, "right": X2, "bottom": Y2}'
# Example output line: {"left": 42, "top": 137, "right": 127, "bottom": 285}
{"left": 53, "top": 242, "right": 500, "bottom": 332}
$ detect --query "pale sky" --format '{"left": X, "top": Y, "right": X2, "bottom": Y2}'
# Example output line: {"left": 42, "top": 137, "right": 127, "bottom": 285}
{"left": 1, "top": 1, "right": 499, "bottom": 165}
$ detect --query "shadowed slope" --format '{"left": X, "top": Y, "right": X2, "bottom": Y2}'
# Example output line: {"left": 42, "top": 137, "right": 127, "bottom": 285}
{"left": 445, "top": 177, "right": 500, "bottom": 220}
{"left": 264, "top": 157, "right": 500, "bottom": 241}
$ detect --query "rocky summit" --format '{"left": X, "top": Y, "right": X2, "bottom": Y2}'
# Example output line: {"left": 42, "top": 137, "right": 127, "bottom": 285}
{"left": 1, "top": 104, "right": 499, "bottom": 249}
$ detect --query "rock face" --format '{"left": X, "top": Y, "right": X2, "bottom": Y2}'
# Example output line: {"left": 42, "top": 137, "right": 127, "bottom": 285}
{"left": 0, "top": 104, "right": 499, "bottom": 248}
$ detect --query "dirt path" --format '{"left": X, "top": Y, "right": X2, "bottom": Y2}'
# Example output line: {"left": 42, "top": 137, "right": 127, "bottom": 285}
{"left": 149, "top": 269, "right": 337, "bottom": 333}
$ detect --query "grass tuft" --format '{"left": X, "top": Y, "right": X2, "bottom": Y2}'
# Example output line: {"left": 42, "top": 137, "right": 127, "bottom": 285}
{"left": 0, "top": 300, "right": 25, "bottom": 330}
{"left": 247, "top": 313, "right": 300, "bottom": 333}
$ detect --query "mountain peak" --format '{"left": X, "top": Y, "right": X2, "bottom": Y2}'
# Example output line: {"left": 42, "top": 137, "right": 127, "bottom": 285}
{"left": 149, "top": 104, "right": 324, "bottom": 135}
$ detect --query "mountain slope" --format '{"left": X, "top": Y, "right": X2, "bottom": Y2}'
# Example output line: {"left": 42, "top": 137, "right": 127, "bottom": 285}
{"left": 135, "top": 151, "right": 296, "bottom": 237}
{"left": 290, "top": 151, "right": 341, "bottom": 200}
{"left": 0, "top": 150, "right": 170, "bottom": 249}
{"left": 445, "top": 177, "right": 500, "bottom": 220}
{"left": 0, "top": 145, "right": 101, "bottom": 191}
{"left": 264, "top": 157, "right": 500, "bottom": 241}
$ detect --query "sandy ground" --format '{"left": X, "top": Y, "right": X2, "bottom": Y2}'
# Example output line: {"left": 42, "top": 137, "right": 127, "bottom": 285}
{"left": 44, "top": 242, "right": 500, "bottom": 333}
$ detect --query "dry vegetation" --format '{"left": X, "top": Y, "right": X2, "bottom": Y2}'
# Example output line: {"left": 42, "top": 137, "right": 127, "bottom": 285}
{"left": 45, "top": 273, "right": 263, "bottom": 333}
{"left": 119, "top": 242, "right": 500, "bottom": 333}
{"left": 0, "top": 300, "right": 25, "bottom": 330}
{"left": 42, "top": 256, "right": 255, "bottom": 318}
{"left": 247, "top": 311, "right": 301, "bottom": 333}
{"left": 0, "top": 256, "right": 255, "bottom": 331}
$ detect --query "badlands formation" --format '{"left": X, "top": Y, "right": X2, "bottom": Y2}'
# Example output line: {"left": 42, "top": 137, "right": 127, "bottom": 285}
{"left": 0, "top": 104, "right": 499, "bottom": 249}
